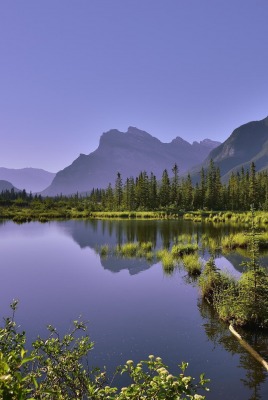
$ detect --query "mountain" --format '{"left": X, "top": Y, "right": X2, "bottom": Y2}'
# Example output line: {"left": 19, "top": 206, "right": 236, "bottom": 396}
{"left": 0, "top": 168, "right": 56, "bottom": 193}
{"left": 190, "top": 116, "right": 268, "bottom": 181}
{"left": 0, "top": 180, "right": 20, "bottom": 192}
{"left": 42, "top": 127, "right": 220, "bottom": 196}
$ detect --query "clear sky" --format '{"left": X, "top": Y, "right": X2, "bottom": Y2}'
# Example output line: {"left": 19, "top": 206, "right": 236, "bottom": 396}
{"left": 1, "top": 0, "right": 268, "bottom": 172}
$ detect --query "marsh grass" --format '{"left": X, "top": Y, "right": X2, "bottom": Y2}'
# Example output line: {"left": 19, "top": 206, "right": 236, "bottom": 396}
{"left": 156, "top": 249, "right": 175, "bottom": 271}
{"left": 200, "top": 234, "right": 221, "bottom": 255}
{"left": 90, "top": 211, "right": 169, "bottom": 219}
{"left": 222, "top": 231, "right": 268, "bottom": 250}
{"left": 182, "top": 254, "right": 202, "bottom": 276}
{"left": 203, "top": 211, "right": 268, "bottom": 227}
{"left": 100, "top": 244, "right": 110, "bottom": 257}
{"left": 115, "top": 241, "right": 154, "bottom": 259}
{"left": 171, "top": 243, "right": 198, "bottom": 257}
{"left": 116, "top": 242, "right": 139, "bottom": 256}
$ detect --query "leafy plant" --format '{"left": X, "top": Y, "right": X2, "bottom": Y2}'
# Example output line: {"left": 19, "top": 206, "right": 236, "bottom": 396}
{"left": 0, "top": 301, "right": 209, "bottom": 399}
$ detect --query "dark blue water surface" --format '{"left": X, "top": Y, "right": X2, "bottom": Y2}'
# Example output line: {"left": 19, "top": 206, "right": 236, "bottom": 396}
{"left": 1, "top": 219, "right": 268, "bottom": 399}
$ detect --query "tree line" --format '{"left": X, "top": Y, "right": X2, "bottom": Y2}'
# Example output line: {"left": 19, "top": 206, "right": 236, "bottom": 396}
{"left": 88, "top": 161, "right": 268, "bottom": 211}
{"left": 1, "top": 160, "right": 268, "bottom": 211}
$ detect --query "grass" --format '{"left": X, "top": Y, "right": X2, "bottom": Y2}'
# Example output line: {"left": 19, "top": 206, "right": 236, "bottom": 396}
{"left": 115, "top": 241, "right": 154, "bottom": 259}
{"left": 182, "top": 254, "right": 202, "bottom": 276}
{"left": 156, "top": 249, "right": 175, "bottom": 271}
{"left": 200, "top": 234, "right": 221, "bottom": 254}
{"left": 99, "top": 244, "right": 110, "bottom": 257}
{"left": 222, "top": 231, "right": 268, "bottom": 250}
{"left": 203, "top": 211, "right": 268, "bottom": 226}
{"left": 171, "top": 243, "right": 198, "bottom": 257}
{"left": 90, "top": 211, "right": 169, "bottom": 219}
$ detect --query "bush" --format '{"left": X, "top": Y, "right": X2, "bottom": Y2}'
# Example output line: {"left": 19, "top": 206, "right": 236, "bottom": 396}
{"left": 0, "top": 301, "right": 209, "bottom": 399}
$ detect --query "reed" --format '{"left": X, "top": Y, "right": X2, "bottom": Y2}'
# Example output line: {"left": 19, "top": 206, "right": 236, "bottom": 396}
{"left": 115, "top": 241, "right": 154, "bottom": 258}
{"left": 171, "top": 243, "right": 198, "bottom": 257}
{"left": 156, "top": 249, "right": 175, "bottom": 270}
{"left": 100, "top": 244, "right": 110, "bottom": 256}
{"left": 182, "top": 254, "right": 202, "bottom": 276}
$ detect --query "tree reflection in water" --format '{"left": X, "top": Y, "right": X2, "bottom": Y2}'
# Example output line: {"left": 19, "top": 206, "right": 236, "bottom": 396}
{"left": 198, "top": 299, "right": 268, "bottom": 400}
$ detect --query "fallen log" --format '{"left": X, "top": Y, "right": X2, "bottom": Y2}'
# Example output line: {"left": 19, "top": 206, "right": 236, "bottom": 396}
{"left": 229, "top": 324, "right": 268, "bottom": 371}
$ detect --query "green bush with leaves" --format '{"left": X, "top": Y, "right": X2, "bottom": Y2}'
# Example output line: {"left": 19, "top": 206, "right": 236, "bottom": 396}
{"left": 0, "top": 302, "right": 209, "bottom": 399}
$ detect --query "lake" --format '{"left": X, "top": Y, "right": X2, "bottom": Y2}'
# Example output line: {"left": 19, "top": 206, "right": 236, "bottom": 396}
{"left": 1, "top": 219, "right": 268, "bottom": 399}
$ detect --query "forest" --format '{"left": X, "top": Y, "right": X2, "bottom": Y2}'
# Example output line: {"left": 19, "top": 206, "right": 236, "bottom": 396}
{"left": 0, "top": 161, "right": 267, "bottom": 213}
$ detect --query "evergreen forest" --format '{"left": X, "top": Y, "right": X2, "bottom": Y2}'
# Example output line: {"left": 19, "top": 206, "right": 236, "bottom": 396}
{"left": 1, "top": 161, "right": 267, "bottom": 213}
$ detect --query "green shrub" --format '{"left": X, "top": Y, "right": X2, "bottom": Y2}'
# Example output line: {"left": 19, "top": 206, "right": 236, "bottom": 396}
{"left": 0, "top": 301, "right": 209, "bottom": 399}
{"left": 198, "top": 258, "right": 222, "bottom": 302}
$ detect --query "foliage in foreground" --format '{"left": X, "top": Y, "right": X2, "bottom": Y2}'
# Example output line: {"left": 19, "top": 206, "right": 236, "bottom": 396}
{"left": 0, "top": 302, "right": 209, "bottom": 400}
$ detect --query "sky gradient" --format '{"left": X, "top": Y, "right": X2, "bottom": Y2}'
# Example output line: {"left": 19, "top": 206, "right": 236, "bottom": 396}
{"left": 1, "top": 0, "right": 268, "bottom": 172}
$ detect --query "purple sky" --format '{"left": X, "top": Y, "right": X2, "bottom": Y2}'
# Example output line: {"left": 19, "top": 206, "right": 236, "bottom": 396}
{"left": 1, "top": 0, "right": 268, "bottom": 172}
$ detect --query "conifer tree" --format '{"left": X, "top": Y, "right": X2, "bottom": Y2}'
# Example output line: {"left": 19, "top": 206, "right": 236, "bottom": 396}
{"left": 159, "top": 169, "right": 170, "bottom": 207}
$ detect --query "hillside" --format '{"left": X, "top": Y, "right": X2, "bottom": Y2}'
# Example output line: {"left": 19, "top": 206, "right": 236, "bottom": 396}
{"left": 190, "top": 116, "right": 268, "bottom": 181}
{"left": 0, "top": 180, "right": 20, "bottom": 192}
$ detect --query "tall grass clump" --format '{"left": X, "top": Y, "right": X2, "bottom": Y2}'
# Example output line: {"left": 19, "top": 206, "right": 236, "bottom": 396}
{"left": 222, "top": 231, "right": 268, "bottom": 250}
{"left": 183, "top": 254, "right": 202, "bottom": 276}
{"left": 157, "top": 249, "right": 175, "bottom": 271}
{"left": 140, "top": 241, "right": 153, "bottom": 252}
{"left": 116, "top": 242, "right": 140, "bottom": 257}
{"left": 100, "top": 244, "right": 110, "bottom": 257}
{"left": 221, "top": 233, "right": 248, "bottom": 250}
{"left": 171, "top": 243, "right": 198, "bottom": 258}
{"left": 115, "top": 241, "right": 154, "bottom": 259}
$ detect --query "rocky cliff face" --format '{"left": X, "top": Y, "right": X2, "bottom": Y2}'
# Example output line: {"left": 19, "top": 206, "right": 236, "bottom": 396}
{"left": 42, "top": 127, "right": 220, "bottom": 196}
{"left": 190, "top": 116, "right": 268, "bottom": 181}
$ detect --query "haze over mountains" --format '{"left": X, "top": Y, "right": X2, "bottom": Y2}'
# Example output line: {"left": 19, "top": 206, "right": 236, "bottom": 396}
{"left": 0, "top": 180, "right": 20, "bottom": 193}
{"left": 42, "top": 127, "right": 220, "bottom": 196}
{"left": 191, "top": 116, "right": 268, "bottom": 181}
{"left": 2, "top": 116, "right": 268, "bottom": 196}
{"left": 0, "top": 168, "right": 55, "bottom": 193}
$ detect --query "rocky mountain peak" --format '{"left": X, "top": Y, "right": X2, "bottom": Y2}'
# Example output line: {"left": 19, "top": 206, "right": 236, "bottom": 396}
{"left": 171, "top": 136, "right": 191, "bottom": 146}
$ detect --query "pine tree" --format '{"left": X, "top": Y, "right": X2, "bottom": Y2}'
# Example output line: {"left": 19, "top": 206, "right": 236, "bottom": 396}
{"left": 115, "top": 172, "right": 123, "bottom": 210}
{"left": 159, "top": 169, "right": 170, "bottom": 207}
{"left": 171, "top": 163, "right": 179, "bottom": 207}
{"left": 249, "top": 162, "right": 257, "bottom": 206}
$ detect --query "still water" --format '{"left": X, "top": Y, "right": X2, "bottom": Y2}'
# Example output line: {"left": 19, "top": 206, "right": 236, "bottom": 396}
{"left": 1, "top": 219, "right": 268, "bottom": 399}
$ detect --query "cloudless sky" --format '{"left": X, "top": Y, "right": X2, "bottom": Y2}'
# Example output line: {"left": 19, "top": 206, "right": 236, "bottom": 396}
{"left": 1, "top": 0, "right": 268, "bottom": 172}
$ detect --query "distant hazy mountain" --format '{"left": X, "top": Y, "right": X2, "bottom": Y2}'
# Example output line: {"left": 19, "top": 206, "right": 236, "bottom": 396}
{"left": 42, "top": 127, "right": 220, "bottom": 196}
{"left": 0, "top": 168, "right": 56, "bottom": 193}
{"left": 0, "top": 180, "right": 20, "bottom": 192}
{"left": 190, "top": 116, "right": 268, "bottom": 181}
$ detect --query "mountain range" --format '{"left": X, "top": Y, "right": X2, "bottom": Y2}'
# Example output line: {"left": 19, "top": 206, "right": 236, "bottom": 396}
{"left": 42, "top": 127, "right": 220, "bottom": 196}
{"left": 0, "top": 168, "right": 55, "bottom": 193}
{"left": 2, "top": 116, "right": 268, "bottom": 196}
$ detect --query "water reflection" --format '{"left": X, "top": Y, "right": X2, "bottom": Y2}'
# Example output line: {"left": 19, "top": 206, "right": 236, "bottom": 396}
{"left": 1, "top": 220, "right": 268, "bottom": 399}
{"left": 198, "top": 300, "right": 268, "bottom": 400}
{"left": 58, "top": 219, "right": 268, "bottom": 275}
